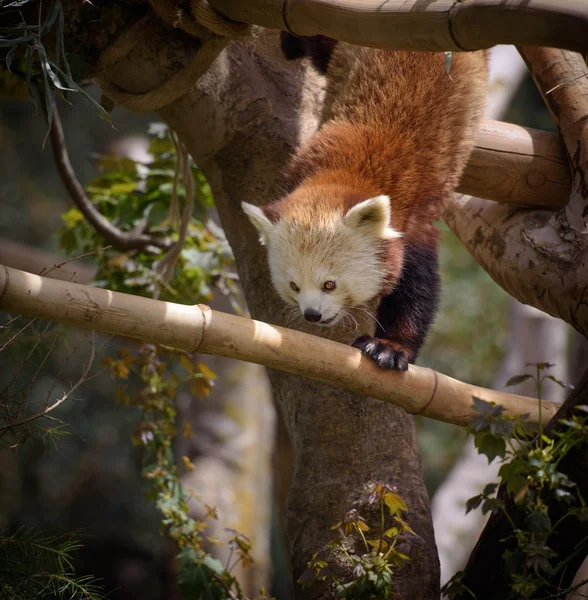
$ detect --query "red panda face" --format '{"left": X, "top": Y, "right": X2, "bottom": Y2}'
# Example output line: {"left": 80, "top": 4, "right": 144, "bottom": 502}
{"left": 242, "top": 195, "right": 403, "bottom": 327}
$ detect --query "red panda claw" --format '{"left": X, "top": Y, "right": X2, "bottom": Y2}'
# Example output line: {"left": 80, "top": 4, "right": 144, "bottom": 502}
{"left": 351, "top": 336, "right": 410, "bottom": 371}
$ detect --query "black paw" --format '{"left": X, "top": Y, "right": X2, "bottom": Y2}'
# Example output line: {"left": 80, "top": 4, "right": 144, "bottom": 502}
{"left": 351, "top": 336, "right": 410, "bottom": 371}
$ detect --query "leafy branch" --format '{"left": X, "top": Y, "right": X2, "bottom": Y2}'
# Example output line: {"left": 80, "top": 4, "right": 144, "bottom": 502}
{"left": 45, "top": 95, "right": 172, "bottom": 252}
{"left": 1, "top": 0, "right": 108, "bottom": 127}
{"left": 0, "top": 528, "right": 105, "bottom": 599}
{"left": 443, "top": 364, "right": 588, "bottom": 600}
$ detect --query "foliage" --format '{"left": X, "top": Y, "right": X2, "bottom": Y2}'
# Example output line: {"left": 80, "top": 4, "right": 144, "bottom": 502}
{"left": 52, "top": 120, "right": 267, "bottom": 597}
{"left": 56, "top": 122, "right": 237, "bottom": 306}
{"left": 104, "top": 342, "right": 271, "bottom": 599}
{"left": 0, "top": 0, "right": 109, "bottom": 131}
{"left": 442, "top": 364, "right": 588, "bottom": 600}
{"left": 0, "top": 528, "right": 105, "bottom": 600}
{"left": 299, "top": 482, "right": 417, "bottom": 598}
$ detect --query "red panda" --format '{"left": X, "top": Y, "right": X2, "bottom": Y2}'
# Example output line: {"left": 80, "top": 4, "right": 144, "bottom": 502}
{"left": 242, "top": 34, "right": 488, "bottom": 370}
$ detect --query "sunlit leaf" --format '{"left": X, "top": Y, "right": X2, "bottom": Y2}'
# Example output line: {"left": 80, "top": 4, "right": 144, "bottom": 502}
{"left": 190, "top": 377, "right": 212, "bottom": 400}
{"left": 197, "top": 362, "right": 216, "bottom": 380}
{"left": 384, "top": 492, "right": 407, "bottom": 516}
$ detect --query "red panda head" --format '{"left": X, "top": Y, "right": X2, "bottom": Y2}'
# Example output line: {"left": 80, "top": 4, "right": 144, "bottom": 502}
{"left": 242, "top": 188, "right": 404, "bottom": 326}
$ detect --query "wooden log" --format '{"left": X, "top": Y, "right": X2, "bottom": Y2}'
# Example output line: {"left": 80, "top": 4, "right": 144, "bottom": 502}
{"left": 461, "top": 120, "right": 571, "bottom": 209}
{"left": 519, "top": 47, "right": 588, "bottom": 249}
{"left": 0, "top": 264, "right": 557, "bottom": 428}
{"left": 211, "top": 0, "right": 588, "bottom": 54}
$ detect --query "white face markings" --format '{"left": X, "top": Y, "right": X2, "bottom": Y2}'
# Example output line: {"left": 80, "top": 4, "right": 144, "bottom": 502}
{"left": 242, "top": 196, "right": 402, "bottom": 326}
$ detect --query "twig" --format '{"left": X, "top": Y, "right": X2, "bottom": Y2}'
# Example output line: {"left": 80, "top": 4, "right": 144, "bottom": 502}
{"left": 20, "top": 327, "right": 61, "bottom": 410}
{"left": 44, "top": 95, "right": 171, "bottom": 251}
{"left": 39, "top": 245, "right": 112, "bottom": 278}
{"left": 154, "top": 137, "right": 195, "bottom": 285}
{"left": 1, "top": 320, "right": 53, "bottom": 405}
{"left": 0, "top": 331, "right": 102, "bottom": 434}
{"left": 0, "top": 317, "right": 36, "bottom": 353}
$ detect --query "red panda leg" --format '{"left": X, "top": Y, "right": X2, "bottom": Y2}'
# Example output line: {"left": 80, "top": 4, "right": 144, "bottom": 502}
{"left": 351, "top": 243, "right": 440, "bottom": 371}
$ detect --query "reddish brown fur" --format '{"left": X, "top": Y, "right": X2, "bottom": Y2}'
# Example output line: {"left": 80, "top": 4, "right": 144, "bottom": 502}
{"left": 262, "top": 42, "right": 488, "bottom": 369}
{"left": 276, "top": 47, "right": 488, "bottom": 253}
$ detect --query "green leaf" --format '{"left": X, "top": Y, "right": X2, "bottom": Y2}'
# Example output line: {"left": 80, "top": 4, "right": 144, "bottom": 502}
{"left": 61, "top": 207, "right": 85, "bottom": 229}
{"left": 201, "top": 555, "right": 225, "bottom": 574}
{"left": 474, "top": 432, "right": 506, "bottom": 463}
{"left": 526, "top": 510, "right": 551, "bottom": 537}
{"left": 465, "top": 494, "right": 482, "bottom": 514}
{"left": 505, "top": 374, "right": 532, "bottom": 388}
{"left": 5, "top": 45, "right": 16, "bottom": 70}
{"left": 110, "top": 181, "right": 138, "bottom": 195}
{"left": 498, "top": 458, "right": 529, "bottom": 495}
{"left": 544, "top": 375, "right": 574, "bottom": 390}
{"left": 482, "top": 483, "right": 498, "bottom": 496}
{"left": 48, "top": 60, "right": 111, "bottom": 123}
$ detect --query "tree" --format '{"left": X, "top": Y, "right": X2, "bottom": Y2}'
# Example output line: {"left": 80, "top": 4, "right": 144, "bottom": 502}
{"left": 1, "top": 0, "right": 588, "bottom": 598}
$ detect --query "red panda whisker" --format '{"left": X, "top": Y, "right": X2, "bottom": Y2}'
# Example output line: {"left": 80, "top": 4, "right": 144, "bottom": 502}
{"left": 349, "top": 306, "right": 385, "bottom": 332}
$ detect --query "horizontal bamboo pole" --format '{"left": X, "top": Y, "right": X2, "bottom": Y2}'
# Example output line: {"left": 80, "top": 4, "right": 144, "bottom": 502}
{"left": 0, "top": 265, "right": 557, "bottom": 428}
{"left": 463, "top": 121, "right": 570, "bottom": 209}
{"left": 211, "top": 0, "right": 588, "bottom": 54}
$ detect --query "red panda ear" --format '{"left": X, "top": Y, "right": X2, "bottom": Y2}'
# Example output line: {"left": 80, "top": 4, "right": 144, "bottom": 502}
{"left": 242, "top": 202, "right": 275, "bottom": 246}
{"left": 344, "top": 195, "right": 402, "bottom": 240}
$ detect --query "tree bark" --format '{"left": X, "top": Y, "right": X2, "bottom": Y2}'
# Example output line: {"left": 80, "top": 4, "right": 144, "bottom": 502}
{"left": 518, "top": 48, "right": 588, "bottom": 259}
{"left": 76, "top": 27, "right": 440, "bottom": 597}
{"left": 443, "top": 195, "right": 588, "bottom": 337}
{"left": 443, "top": 50, "right": 588, "bottom": 335}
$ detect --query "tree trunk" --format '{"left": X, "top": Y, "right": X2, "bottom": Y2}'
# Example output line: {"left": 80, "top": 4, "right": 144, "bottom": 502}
{"left": 93, "top": 27, "right": 439, "bottom": 597}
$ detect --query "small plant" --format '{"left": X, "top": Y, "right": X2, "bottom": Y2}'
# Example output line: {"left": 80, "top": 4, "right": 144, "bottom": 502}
{"left": 299, "top": 482, "right": 417, "bottom": 598}
{"left": 0, "top": 528, "right": 105, "bottom": 600}
{"left": 442, "top": 363, "right": 587, "bottom": 600}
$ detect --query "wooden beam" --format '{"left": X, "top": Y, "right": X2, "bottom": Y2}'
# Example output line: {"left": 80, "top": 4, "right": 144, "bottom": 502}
{"left": 211, "top": 0, "right": 588, "bottom": 54}
{"left": 519, "top": 47, "right": 588, "bottom": 247}
{"left": 461, "top": 120, "right": 571, "bottom": 209}
{"left": 0, "top": 264, "right": 557, "bottom": 428}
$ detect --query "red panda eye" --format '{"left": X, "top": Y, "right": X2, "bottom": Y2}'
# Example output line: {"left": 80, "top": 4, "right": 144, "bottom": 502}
{"left": 290, "top": 282, "right": 300, "bottom": 292}
{"left": 323, "top": 281, "right": 336, "bottom": 291}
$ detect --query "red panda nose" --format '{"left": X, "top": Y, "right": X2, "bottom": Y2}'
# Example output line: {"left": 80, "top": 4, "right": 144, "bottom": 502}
{"left": 304, "top": 309, "right": 322, "bottom": 323}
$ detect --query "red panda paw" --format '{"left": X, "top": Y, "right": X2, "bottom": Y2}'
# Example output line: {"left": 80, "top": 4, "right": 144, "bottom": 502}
{"left": 352, "top": 336, "right": 412, "bottom": 371}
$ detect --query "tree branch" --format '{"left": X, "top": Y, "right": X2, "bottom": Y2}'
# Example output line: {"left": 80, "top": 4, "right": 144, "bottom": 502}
{"left": 0, "top": 330, "right": 105, "bottom": 436}
{"left": 517, "top": 48, "right": 588, "bottom": 258}
{"left": 209, "top": 0, "right": 588, "bottom": 54}
{"left": 461, "top": 120, "right": 570, "bottom": 209}
{"left": 443, "top": 194, "right": 588, "bottom": 337}
{"left": 0, "top": 264, "right": 558, "bottom": 429}
{"left": 45, "top": 97, "right": 171, "bottom": 252}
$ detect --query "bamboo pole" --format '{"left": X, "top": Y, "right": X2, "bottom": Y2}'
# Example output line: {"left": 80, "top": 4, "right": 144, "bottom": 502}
{"left": 463, "top": 121, "right": 570, "bottom": 209}
{"left": 211, "top": 0, "right": 588, "bottom": 54}
{"left": 0, "top": 265, "right": 557, "bottom": 427}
